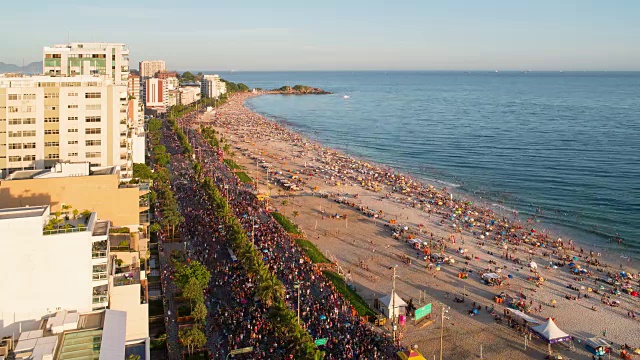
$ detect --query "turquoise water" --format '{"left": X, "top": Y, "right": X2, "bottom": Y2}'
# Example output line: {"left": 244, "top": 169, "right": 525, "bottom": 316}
{"left": 222, "top": 71, "right": 640, "bottom": 258}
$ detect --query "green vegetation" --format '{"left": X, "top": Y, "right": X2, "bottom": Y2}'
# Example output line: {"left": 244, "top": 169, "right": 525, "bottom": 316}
{"left": 323, "top": 271, "right": 375, "bottom": 317}
{"left": 223, "top": 158, "right": 242, "bottom": 170}
{"left": 109, "top": 227, "right": 130, "bottom": 234}
{"left": 175, "top": 261, "right": 211, "bottom": 291}
{"left": 271, "top": 212, "right": 301, "bottom": 235}
{"left": 133, "top": 163, "right": 154, "bottom": 180}
{"left": 235, "top": 171, "right": 252, "bottom": 184}
{"left": 295, "top": 239, "right": 329, "bottom": 263}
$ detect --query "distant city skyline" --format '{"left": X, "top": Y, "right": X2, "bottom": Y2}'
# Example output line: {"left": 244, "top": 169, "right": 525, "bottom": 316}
{"left": 2, "top": 0, "right": 640, "bottom": 71}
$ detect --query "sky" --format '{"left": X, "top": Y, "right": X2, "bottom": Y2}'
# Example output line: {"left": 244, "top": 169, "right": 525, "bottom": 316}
{"left": 1, "top": 0, "right": 639, "bottom": 71}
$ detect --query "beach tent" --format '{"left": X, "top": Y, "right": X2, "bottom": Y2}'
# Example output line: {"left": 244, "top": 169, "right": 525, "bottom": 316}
{"left": 585, "top": 337, "right": 610, "bottom": 356}
{"left": 508, "top": 309, "right": 541, "bottom": 324}
{"left": 397, "top": 349, "right": 426, "bottom": 360}
{"left": 531, "top": 318, "right": 572, "bottom": 344}
{"left": 379, "top": 291, "right": 407, "bottom": 320}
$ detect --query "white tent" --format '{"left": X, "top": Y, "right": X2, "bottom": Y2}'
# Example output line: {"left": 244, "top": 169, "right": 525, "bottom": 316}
{"left": 378, "top": 291, "right": 407, "bottom": 319}
{"left": 531, "top": 318, "right": 572, "bottom": 344}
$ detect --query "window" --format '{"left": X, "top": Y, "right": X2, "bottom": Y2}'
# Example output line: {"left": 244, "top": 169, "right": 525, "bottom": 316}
{"left": 86, "top": 104, "right": 101, "bottom": 110}
{"left": 86, "top": 82, "right": 99, "bottom": 87}
{"left": 85, "top": 92, "right": 101, "bottom": 98}
{"left": 86, "top": 152, "right": 101, "bottom": 158}
{"left": 8, "top": 94, "right": 20, "bottom": 100}
{"left": 68, "top": 104, "right": 78, "bottom": 109}
{"left": 44, "top": 129, "right": 59, "bottom": 135}
{"left": 23, "top": 155, "right": 36, "bottom": 161}
{"left": 68, "top": 128, "right": 78, "bottom": 133}
{"left": 68, "top": 92, "right": 78, "bottom": 97}
{"left": 46, "top": 154, "right": 59, "bottom": 159}
{"left": 8, "top": 119, "right": 21, "bottom": 125}
{"left": 9, "top": 156, "right": 21, "bottom": 162}
{"left": 9, "top": 143, "right": 22, "bottom": 149}
{"left": 85, "top": 128, "right": 101, "bottom": 134}
{"left": 23, "top": 94, "right": 36, "bottom": 100}
{"left": 45, "top": 142, "right": 59, "bottom": 147}
{"left": 23, "top": 130, "right": 36, "bottom": 137}
{"left": 68, "top": 152, "right": 78, "bottom": 156}
{"left": 38, "top": 82, "right": 56, "bottom": 88}
{"left": 61, "top": 82, "right": 81, "bottom": 87}
{"left": 44, "top": 117, "right": 59, "bottom": 123}
{"left": 86, "top": 116, "right": 101, "bottom": 122}
{"left": 23, "top": 118, "right": 36, "bottom": 124}
{"left": 8, "top": 107, "right": 19, "bottom": 113}
{"left": 24, "top": 143, "right": 36, "bottom": 149}
{"left": 68, "top": 140, "right": 78, "bottom": 145}
{"left": 23, "top": 106, "right": 33, "bottom": 113}
{"left": 8, "top": 131, "right": 22, "bottom": 137}
{"left": 45, "top": 105, "right": 58, "bottom": 111}
{"left": 86, "top": 140, "right": 101, "bottom": 146}
{"left": 44, "top": 93, "right": 59, "bottom": 99}
{"left": 68, "top": 116, "right": 78, "bottom": 121}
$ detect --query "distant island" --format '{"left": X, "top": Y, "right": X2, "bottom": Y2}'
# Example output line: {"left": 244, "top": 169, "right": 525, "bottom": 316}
{"left": 270, "top": 85, "right": 332, "bottom": 95}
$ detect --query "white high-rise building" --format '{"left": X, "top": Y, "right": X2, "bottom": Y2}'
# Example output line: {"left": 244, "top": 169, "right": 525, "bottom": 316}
{"left": 201, "top": 74, "right": 227, "bottom": 99}
{"left": 0, "top": 75, "right": 138, "bottom": 179}
{"left": 138, "top": 60, "right": 166, "bottom": 79}
{"left": 43, "top": 43, "right": 130, "bottom": 86}
{"left": 0, "top": 205, "right": 111, "bottom": 337}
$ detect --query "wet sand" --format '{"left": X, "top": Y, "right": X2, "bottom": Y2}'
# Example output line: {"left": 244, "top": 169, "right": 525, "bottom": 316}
{"left": 198, "top": 92, "right": 639, "bottom": 360}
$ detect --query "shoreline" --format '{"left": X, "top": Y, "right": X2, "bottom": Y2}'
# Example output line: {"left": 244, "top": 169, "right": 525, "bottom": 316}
{"left": 241, "top": 93, "right": 638, "bottom": 268}
{"left": 202, "top": 92, "right": 639, "bottom": 359}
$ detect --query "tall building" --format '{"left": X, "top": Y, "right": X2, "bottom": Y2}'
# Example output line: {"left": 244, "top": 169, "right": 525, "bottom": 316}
{"left": 127, "top": 73, "right": 141, "bottom": 100}
{"left": 138, "top": 60, "right": 165, "bottom": 79}
{"left": 201, "top": 74, "right": 227, "bottom": 99}
{"left": 178, "top": 86, "right": 201, "bottom": 105}
{"left": 144, "top": 78, "right": 166, "bottom": 109}
{"left": 0, "top": 204, "right": 150, "bottom": 357}
{"left": 0, "top": 75, "right": 137, "bottom": 179}
{"left": 156, "top": 71, "right": 179, "bottom": 91}
{"left": 42, "top": 43, "right": 130, "bottom": 86}
{"left": 0, "top": 205, "right": 111, "bottom": 336}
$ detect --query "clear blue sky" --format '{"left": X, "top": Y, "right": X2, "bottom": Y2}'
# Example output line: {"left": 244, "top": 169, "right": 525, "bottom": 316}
{"left": 2, "top": 0, "right": 639, "bottom": 71}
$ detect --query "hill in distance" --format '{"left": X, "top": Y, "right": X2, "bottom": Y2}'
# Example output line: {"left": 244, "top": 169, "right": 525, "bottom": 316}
{"left": 0, "top": 61, "right": 43, "bottom": 74}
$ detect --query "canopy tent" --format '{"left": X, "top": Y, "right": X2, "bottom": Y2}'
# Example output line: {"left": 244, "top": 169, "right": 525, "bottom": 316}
{"left": 508, "top": 309, "right": 541, "bottom": 324}
{"left": 397, "top": 349, "right": 426, "bottom": 360}
{"left": 379, "top": 291, "right": 407, "bottom": 320}
{"left": 585, "top": 337, "right": 611, "bottom": 356}
{"left": 531, "top": 318, "right": 572, "bottom": 344}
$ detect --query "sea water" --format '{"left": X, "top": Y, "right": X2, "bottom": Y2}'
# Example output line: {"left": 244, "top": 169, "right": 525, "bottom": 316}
{"left": 221, "top": 71, "right": 640, "bottom": 259}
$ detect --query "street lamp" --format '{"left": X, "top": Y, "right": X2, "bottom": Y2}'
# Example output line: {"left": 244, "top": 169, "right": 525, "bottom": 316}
{"left": 294, "top": 281, "right": 302, "bottom": 325}
{"left": 439, "top": 303, "right": 450, "bottom": 360}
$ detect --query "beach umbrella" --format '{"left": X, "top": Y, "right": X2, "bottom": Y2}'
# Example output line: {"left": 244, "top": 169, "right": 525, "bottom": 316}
{"left": 508, "top": 274, "right": 513, "bottom": 279}
{"left": 572, "top": 256, "right": 579, "bottom": 261}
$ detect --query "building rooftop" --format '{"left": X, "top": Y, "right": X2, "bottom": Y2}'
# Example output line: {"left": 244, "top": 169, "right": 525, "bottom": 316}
{"left": 5, "top": 162, "right": 118, "bottom": 180}
{"left": 0, "top": 205, "right": 48, "bottom": 220}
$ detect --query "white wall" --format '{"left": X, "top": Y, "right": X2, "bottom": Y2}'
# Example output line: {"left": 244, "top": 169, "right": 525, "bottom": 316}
{"left": 0, "top": 215, "right": 94, "bottom": 338}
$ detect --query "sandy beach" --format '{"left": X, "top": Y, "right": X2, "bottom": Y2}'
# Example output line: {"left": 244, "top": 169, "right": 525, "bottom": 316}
{"left": 198, "top": 92, "right": 639, "bottom": 360}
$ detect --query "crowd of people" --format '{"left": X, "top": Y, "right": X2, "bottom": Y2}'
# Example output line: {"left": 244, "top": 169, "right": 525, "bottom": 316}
{"left": 157, "top": 104, "right": 399, "bottom": 358}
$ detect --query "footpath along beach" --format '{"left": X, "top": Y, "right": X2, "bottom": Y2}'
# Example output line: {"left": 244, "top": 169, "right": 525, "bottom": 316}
{"left": 199, "top": 92, "right": 639, "bottom": 359}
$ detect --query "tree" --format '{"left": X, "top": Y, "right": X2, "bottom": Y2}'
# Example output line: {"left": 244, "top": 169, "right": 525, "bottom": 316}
{"left": 256, "top": 272, "right": 285, "bottom": 307}
{"left": 181, "top": 71, "right": 197, "bottom": 82}
{"left": 175, "top": 261, "right": 211, "bottom": 290}
{"left": 238, "top": 83, "right": 250, "bottom": 92}
{"left": 72, "top": 209, "right": 79, "bottom": 219}
{"left": 182, "top": 277, "right": 204, "bottom": 308}
{"left": 148, "top": 118, "right": 162, "bottom": 132}
{"left": 133, "top": 163, "right": 154, "bottom": 180}
{"left": 281, "top": 200, "right": 288, "bottom": 215}
{"left": 292, "top": 211, "right": 299, "bottom": 219}
{"left": 179, "top": 326, "right": 206, "bottom": 354}
{"left": 191, "top": 301, "right": 207, "bottom": 324}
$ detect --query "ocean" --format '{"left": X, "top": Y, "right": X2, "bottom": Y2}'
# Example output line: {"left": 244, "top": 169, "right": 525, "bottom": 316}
{"left": 221, "top": 71, "right": 640, "bottom": 259}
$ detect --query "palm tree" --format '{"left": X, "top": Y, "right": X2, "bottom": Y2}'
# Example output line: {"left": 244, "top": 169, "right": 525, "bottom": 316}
{"left": 256, "top": 272, "right": 284, "bottom": 307}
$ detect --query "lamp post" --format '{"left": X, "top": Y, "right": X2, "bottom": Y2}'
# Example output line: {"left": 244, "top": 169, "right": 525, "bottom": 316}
{"left": 439, "top": 303, "right": 449, "bottom": 360}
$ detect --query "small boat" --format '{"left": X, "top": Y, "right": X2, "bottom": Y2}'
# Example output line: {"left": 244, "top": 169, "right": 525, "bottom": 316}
{"left": 343, "top": 95, "right": 350, "bottom": 99}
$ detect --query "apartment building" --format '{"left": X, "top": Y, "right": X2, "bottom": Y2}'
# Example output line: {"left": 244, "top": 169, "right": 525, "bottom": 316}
{"left": 201, "top": 74, "right": 227, "bottom": 99}
{"left": 0, "top": 75, "right": 138, "bottom": 179}
{"left": 144, "top": 78, "right": 166, "bottom": 109}
{"left": 179, "top": 86, "right": 201, "bottom": 105}
{"left": 42, "top": 43, "right": 130, "bottom": 86}
{"left": 0, "top": 205, "right": 111, "bottom": 337}
{"left": 156, "top": 71, "right": 179, "bottom": 91}
{"left": 138, "top": 60, "right": 165, "bottom": 79}
{"left": 0, "top": 162, "right": 151, "bottom": 229}
{"left": 0, "top": 205, "right": 150, "bottom": 358}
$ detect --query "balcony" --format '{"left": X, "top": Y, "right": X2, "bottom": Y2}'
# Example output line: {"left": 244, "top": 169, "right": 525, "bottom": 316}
{"left": 92, "top": 295, "right": 108, "bottom": 304}
{"left": 113, "top": 266, "right": 140, "bottom": 287}
{"left": 92, "top": 272, "right": 107, "bottom": 281}
{"left": 139, "top": 213, "right": 151, "bottom": 224}
{"left": 92, "top": 250, "right": 108, "bottom": 259}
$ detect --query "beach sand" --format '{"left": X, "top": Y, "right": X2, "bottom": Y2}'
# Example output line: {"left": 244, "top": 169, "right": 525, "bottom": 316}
{"left": 198, "top": 92, "right": 639, "bottom": 360}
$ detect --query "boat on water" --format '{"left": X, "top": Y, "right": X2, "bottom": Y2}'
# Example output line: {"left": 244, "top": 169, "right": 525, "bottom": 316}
{"left": 343, "top": 95, "right": 350, "bottom": 99}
